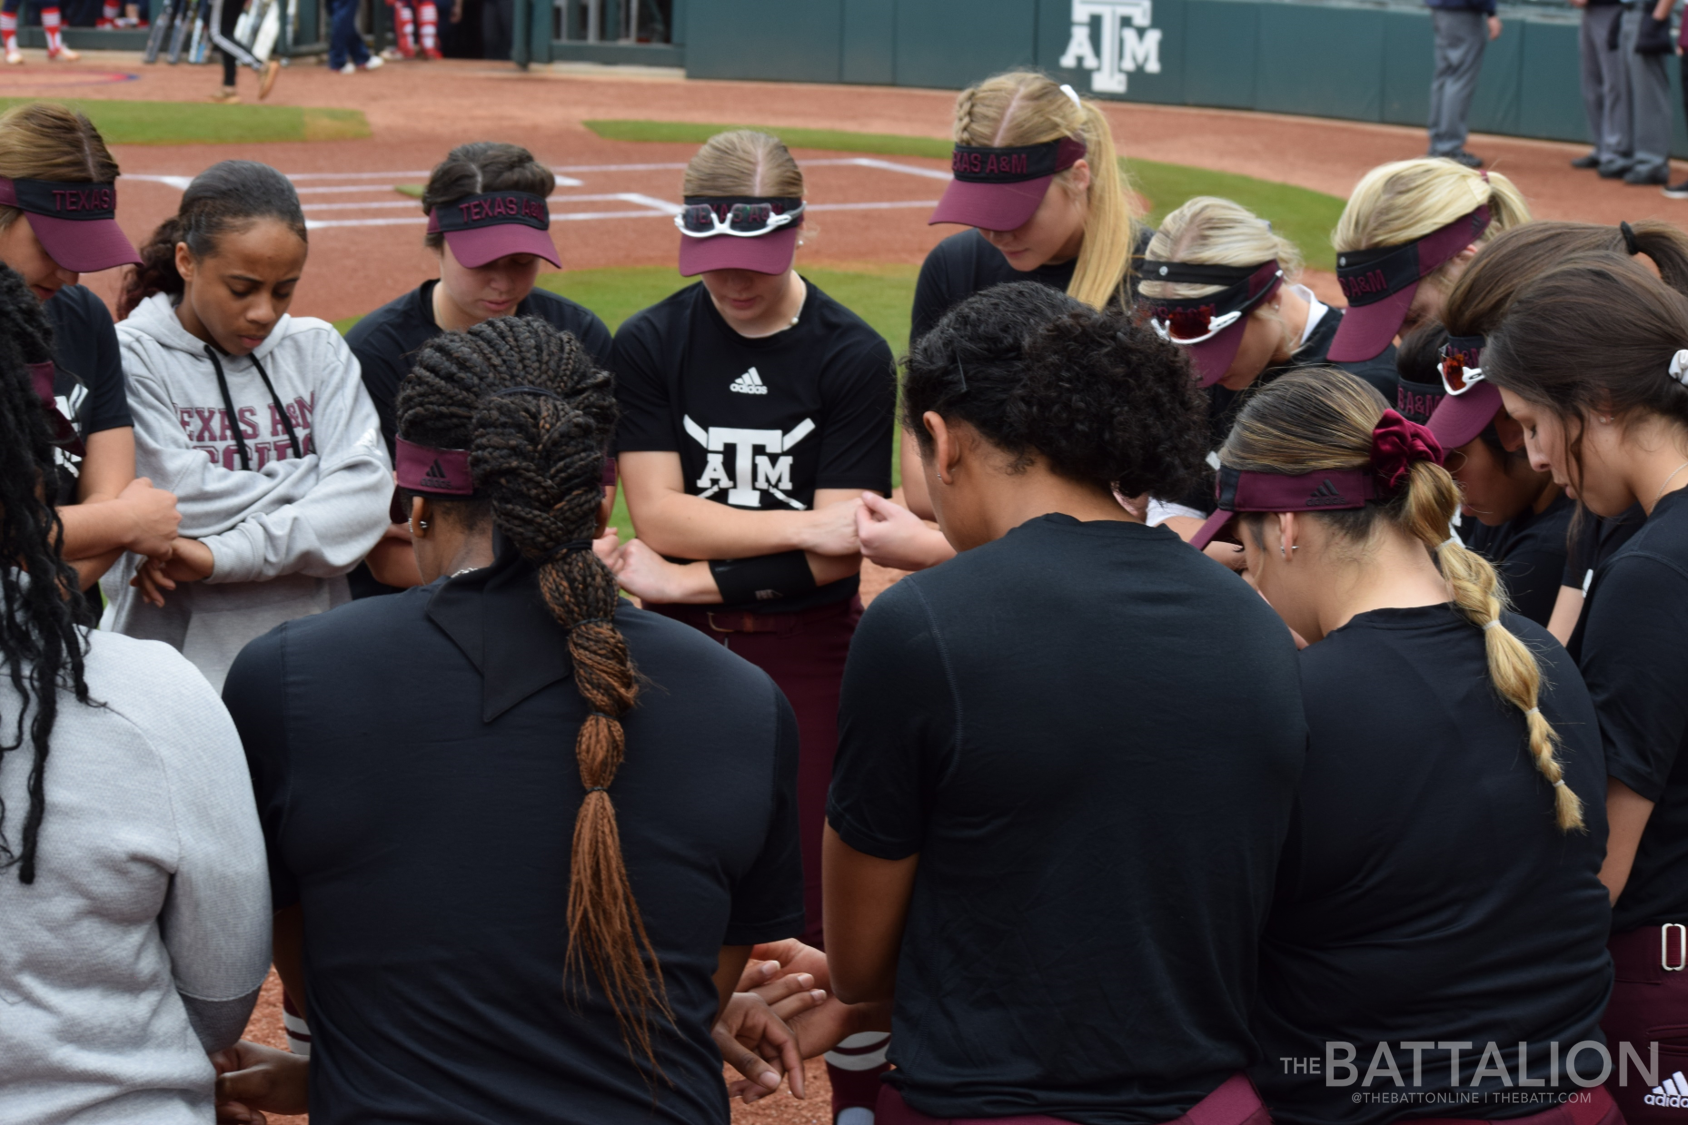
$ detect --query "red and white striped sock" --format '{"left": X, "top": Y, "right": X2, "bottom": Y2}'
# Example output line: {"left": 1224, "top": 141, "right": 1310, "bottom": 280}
{"left": 418, "top": 2, "right": 437, "bottom": 51}
{"left": 41, "top": 7, "right": 63, "bottom": 53}
{"left": 2, "top": 13, "right": 19, "bottom": 52}
{"left": 392, "top": 1, "right": 414, "bottom": 53}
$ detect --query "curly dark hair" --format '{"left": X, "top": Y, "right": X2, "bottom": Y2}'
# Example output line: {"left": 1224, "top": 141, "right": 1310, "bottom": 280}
{"left": 904, "top": 281, "right": 1208, "bottom": 497}
{"left": 393, "top": 317, "right": 670, "bottom": 1065}
{"left": 0, "top": 264, "right": 94, "bottom": 885}
{"left": 120, "top": 160, "right": 306, "bottom": 319}
{"left": 420, "top": 141, "right": 555, "bottom": 252}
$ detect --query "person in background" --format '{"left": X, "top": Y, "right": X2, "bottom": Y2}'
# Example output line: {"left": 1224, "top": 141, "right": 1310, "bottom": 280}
{"left": 1571, "top": 0, "right": 1632, "bottom": 178}
{"left": 1620, "top": 0, "right": 1674, "bottom": 188}
{"left": 0, "top": 265, "right": 272, "bottom": 1125}
{"left": 864, "top": 70, "right": 1147, "bottom": 573}
{"left": 1425, "top": 0, "right": 1500, "bottom": 168}
{"left": 1328, "top": 158, "right": 1528, "bottom": 366}
{"left": 109, "top": 160, "right": 391, "bottom": 691}
{"left": 206, "top": 0, "right": 280, "bottom": 103}
{"left": 480, "top": 0, "right": 509, "bottom": 59}
{"left": 347, "top": 140, "right": 613, "bottom": 596}
{"left": 327, "top": 0, "right": 382, "bottom": 75}
{"left": 0, "top": 101, "right": 181, "bottom": 595}
{"left": 1484, "top": 255, "right": 1688, "bottom": 1125}
{"left": 1, "top": 0, "right": 77, "bottom": 62}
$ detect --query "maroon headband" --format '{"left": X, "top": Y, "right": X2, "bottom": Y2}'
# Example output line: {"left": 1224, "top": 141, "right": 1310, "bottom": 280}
{"left": 395, "top": 436, "right": 474, "bottom": 496}
{"left": 1190, "top": 410, "right": 1442, "bottom": 549}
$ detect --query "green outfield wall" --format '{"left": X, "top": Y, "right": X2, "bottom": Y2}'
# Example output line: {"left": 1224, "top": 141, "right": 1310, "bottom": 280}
{"left": 649, "top": 0, "right": 1688, "bottom": 158}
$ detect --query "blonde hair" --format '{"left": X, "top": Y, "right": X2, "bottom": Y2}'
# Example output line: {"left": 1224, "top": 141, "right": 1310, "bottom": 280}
{"left": 0, "top": 102, "right": 121, "bottom": 234}
{"left": 1223, "top": 369, "right": 1585, "bottom": 833}
{"left": 682, "top": 129, "right": 805, "bottom": 198}
{"left": 1138, "top": 196, "right": 1304, "bottom": 300}
{"left": 953, "top": 70, "right": 1139, "bottom": 311}
{"left": 1334, "top": 158, "right": 1530, "bottom": 257}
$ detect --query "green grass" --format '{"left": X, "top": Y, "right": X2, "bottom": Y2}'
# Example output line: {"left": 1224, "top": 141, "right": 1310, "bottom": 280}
{"left": 582, "top": 118, "right": 1345, "bottom": 272}
{"left": 0, "top": 98, "right": 369, "bottom": 145}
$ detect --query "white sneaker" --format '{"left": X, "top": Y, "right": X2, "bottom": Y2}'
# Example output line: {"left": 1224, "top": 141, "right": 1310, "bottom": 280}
{"left": 361, "top": 54, "right": 382, "bottom": 68}
{"left": 336, "top": 61, "right": 356, "bottom": 73}
{"left": 4, "top": 46, "right": 22, "bottom": 64}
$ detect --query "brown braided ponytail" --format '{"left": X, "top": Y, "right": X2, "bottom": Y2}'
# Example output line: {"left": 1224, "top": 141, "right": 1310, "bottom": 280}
{"left": 1223, "top": 369, "right": 1585, "bottom": 832}
{"left": 395, "top": 316, "right": 673, "bottom": 1062}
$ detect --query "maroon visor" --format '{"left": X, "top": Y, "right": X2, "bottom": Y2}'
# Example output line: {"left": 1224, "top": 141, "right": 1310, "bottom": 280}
{"left": 676, "top": 196, "right": 804, "bottom": 277}
{"left": 0, "top": 178, "right": 140, "bottom": 274}
{"left": 1426, "top": 334, "right": 1502, "bottom": 449}
{"left": 1190, "top": 465, "right": 1379, "bottom": 550}
{"left": 427, "top": 190, "right": 560, "bottom": 269}
{"left": 930, "top": 136, "right": 1088, "bottom": 232}
{"left": 395, "top": 437, "right": 474, "bottom": 496}
{"left": 1327, "top": 204, "right": 1491, "bottom": 364}
{"left": 1141, "top": 260, "right": 1284, "bottom": 387}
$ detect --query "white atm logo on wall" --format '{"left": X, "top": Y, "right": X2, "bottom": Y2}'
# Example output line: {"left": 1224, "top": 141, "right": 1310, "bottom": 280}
{"left": 1059, "top": 0, "right": 1162, "bottom": 94}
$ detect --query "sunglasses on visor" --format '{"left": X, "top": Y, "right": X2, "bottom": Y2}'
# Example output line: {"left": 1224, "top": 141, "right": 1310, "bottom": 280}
{"left": 1438, "top": 336, "right": 1486, "bottom": 396}
{"left": 675, "top": 200, "right": 805, "bottom": 238}
{"left": 1146, "top": 268, "right": 1284, "bottom": 345}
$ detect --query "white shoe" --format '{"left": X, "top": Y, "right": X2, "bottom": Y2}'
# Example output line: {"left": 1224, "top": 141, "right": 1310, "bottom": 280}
{"left": 4, "top": 46, "right": 22, "bottom": 64}
{"left": 361, "top": 53, "right": 382, "bottom": 68}
{"left": 47, "top": 44, "right": 79, "bottom": 60}
{"left": 336, "top": 61, "right": 356, "bottom": 73}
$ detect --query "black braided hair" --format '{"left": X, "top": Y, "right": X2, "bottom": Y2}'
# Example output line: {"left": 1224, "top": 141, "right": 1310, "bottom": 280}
{"left": 0, "top": 264, "right": 94, "bottom": 885}
{"left": 395, "top": 317, "right": 670, "bottom": 1065}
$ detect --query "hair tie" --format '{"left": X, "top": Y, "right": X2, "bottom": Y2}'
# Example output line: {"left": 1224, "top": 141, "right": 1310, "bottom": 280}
{"left": 573, "top": 615, "right": 615, "bottom": 630}
{"left": 538, "top": 537, "right": 596, "bottom": 566}
{"left": 586, "top": 711, "right": 614, "bottom": 721}
{"left": 1553, "top": 779, "right": 1566, "bottom": 789}
{"left": 1483, "top": 619, "right": 1501, "bottom": 630}
{"left": 1441, "top": 535, "right": 1461, "bottom": 551}
{"left": 1059, "top": 83, "right": 1084, "bottom": 112}
{"left": 1620, "top": 220, "right": 1640, "bottom": 256}
{"left": 585, "top": 785, "right": 608, "bottom": 793}
{"left": 1526, "top": 707, "right": 1541, "bottom": 716}
{"left": 1369, "top": 409, "right": 1445, "bottom": 489}
{"left": 492, "top": 385, "right": 563, "bottom": 400}
{"left": 1669, "top": 349, "right": 1688, "bottom": 386}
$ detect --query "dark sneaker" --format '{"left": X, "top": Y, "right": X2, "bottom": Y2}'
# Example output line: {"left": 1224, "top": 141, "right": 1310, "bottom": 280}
{"left": 1600, "top": 161, "right": 1635, "bottom": 179}
{"left": 1450, "top": 150, "right": 1483, "bottom": 169}
{"left": 1572, "top": 152, "right": 1601, "bottom": 169}
{"left": 1625, "top": 165, "right": 1669, "bottom": 186}
{"left": 1663, "top": 180, "right": 1688, "bottom": 199}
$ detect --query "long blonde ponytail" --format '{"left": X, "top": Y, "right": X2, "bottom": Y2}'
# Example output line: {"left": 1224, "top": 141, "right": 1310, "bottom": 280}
{"left": 952, "top": 71, "right": 1139, "bottom": 310}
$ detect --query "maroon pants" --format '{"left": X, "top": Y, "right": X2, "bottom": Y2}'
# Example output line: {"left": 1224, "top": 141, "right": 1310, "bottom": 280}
{"left": 1603, "top": 924, "right": 1688, "bottom": 1125}
{"left": 653, "top": 597, "right": 861, "bottom": 948}
{"left": 876, "top": 1072, "right": 1272, "bottom": 1125}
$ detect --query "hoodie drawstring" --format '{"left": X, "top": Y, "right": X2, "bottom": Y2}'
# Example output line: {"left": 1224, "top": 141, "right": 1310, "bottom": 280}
{"left": 204, "top": 344, "right": 304, "bottom": 471}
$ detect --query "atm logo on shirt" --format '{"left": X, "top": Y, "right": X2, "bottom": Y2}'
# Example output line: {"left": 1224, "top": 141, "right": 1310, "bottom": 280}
{"left": 684, "top": 414, "right": 814, "bottom": 509}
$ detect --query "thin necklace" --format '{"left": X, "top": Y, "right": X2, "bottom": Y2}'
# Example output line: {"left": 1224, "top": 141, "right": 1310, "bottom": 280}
{"left": 1655, "top": 459, "right": 1688, "bottom": 506}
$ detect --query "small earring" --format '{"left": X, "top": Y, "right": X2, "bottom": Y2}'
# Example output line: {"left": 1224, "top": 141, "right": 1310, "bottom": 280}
{"left": 416, "top": 519, "right": 429, "bottom": 530}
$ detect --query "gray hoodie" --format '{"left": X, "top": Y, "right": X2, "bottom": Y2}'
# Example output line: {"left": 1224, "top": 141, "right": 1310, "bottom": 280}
{"left": 103, "top": 294, "right": 391, "bottom": 690}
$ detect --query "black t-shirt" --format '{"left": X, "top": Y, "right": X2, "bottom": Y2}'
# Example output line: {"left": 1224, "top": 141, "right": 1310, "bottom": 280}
{"left": 828, "top": 514, "right": 1307, "bottom": 1124}
{"left": 224, "top": 545, "right": 805, "bottom": 1125}
{"left": 1252, "top": 604, "right": 1611, "bottom": 1125}
{"left": 42, "top": 284, "right": 132, "bottom": 502}
{"left": 346, "top": 280, "right": 614, "bottom": 455}
{"left": 910, "top": 225, "right": 1154, "bottom": 344}
{"left": 1569, "top": 487, "right": 1688, "bottom": 931}
{"left": 1562, "top": 504, "right": 1645, "bottom": 593}
{"left": 611, "top": 280, "right": 895, "bottom": 613}
{"left": 1460, "top": 492, "right": 1574, "bottom": 627}
{"left": 343, "top": 282, "right": 613, "bottom": 599}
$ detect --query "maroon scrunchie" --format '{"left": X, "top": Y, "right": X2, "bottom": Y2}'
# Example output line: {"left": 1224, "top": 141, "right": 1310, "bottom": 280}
{"left": 1370, "top": 408, "right": 1444, "bottom": 489}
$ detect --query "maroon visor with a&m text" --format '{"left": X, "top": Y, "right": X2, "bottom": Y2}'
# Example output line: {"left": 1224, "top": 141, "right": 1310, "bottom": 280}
{"left": 427, "top": 190, "right": 560, "bottom": 269}
{"left": 930, "top": 137, "right": 1088, "bottom": 233}
{"left": 0, "top": 178, "right": 140, "bottom": 274}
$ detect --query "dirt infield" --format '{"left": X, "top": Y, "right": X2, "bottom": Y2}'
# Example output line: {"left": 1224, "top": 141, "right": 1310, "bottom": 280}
{"left": 8, "top": 48, "right": 1682, "bottom": 1123}
{"left": 2, "top": 50, "right": 1681, "bottom": 326}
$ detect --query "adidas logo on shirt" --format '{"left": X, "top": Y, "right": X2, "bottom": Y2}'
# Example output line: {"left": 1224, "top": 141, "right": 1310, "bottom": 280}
{"left": 1305, "top": 479, "right": 1347, "bottom": 507}
{"left": 730, "top": 367, "right": 769, "bottom": 395}
{"left": 1646, "top": 1071, "right": 1688, "bottom": 1108}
